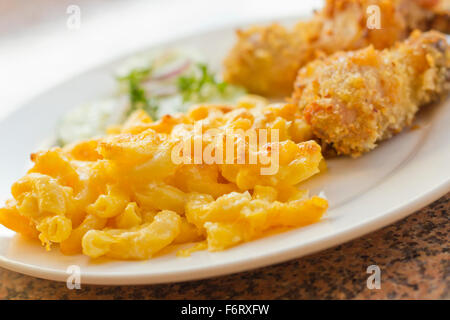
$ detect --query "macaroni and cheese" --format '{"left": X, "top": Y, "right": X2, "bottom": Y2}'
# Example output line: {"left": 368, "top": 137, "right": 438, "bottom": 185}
{"left": 0, "top": 96, "right": 328, "bottom": 260}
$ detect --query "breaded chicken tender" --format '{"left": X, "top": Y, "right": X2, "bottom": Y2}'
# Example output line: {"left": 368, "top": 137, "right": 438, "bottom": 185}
{"left": 291, "top": 31, "right": 449, "bottom": 156}
{"left": 223, "top": 0, "right": 449, "bottom": 97}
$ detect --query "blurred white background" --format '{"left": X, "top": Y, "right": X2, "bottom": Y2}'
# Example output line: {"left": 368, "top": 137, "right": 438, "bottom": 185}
{"left": 0, "top": 0, "right": 322, "bottom": 120}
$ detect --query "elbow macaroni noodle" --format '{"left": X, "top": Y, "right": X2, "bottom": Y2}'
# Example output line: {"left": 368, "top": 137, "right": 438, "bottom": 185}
{"left": 0, "top": 95, "right": 328, "bottom": 260}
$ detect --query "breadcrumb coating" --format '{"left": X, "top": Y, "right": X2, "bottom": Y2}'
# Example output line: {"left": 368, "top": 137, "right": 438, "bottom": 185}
{"left": 223, "top": 0, "right": 448, "bottom": 97}
{"left": 291, "top": 30, "right": 449, "bottom": 156}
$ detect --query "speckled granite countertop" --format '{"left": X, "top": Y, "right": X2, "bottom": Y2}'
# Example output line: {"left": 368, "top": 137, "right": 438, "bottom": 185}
{"left": 0, "top": 193, "right": 448, "bottom": 300}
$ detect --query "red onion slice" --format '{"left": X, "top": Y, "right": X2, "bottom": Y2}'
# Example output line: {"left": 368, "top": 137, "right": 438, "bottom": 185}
{"left": 151, "top": 60, "right": 191, "bottom": 81}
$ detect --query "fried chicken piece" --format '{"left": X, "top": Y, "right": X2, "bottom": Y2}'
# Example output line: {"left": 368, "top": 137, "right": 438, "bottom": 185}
{"left": 291, "top": 30, "right": 449, "bottom": 157}
{"left": 223, "top": 23, "right": 316, "bottom": 98}
{"left": 223, "top": 0, "right": 448, "bottom": 97}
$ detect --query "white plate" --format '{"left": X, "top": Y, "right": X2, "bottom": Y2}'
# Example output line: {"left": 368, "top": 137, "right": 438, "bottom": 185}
{"left": 0, "top": 23, "right": 449, "bottom": 285}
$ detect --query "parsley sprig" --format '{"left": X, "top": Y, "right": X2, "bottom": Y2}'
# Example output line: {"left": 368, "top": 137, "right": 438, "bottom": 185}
{"left": 177, "top": 63, "right": 228, "bottom": 103}
{"left": 119, "top": 67, "right": 159, "bottom": 120}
